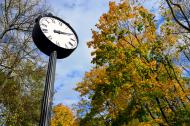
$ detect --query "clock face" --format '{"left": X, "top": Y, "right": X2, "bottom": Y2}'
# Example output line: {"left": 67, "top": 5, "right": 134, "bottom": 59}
{"left": 39, "top": 17, "right": 77, "bottom": 49}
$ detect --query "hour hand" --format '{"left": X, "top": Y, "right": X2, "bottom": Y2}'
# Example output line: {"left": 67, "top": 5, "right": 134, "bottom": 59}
{"left": 54, "top": 30, "right": 61, "bottom": 34}
{"left": 59, "top": 31, "right": 73, "bottom": 35}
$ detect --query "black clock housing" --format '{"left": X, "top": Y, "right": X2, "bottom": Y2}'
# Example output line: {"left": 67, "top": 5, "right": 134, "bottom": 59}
{"left": 32, "top": 14, "right": 79, "bottom": 59}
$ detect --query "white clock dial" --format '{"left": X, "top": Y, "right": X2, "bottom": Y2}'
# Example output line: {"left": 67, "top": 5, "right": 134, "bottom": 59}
{"left": 39, "top": 17, "right": 77, "bottom": 49}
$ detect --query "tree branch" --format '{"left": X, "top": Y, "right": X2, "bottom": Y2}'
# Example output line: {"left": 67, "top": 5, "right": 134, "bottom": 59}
{"left": 165, "top": 0, "right": 190, "bottom": 32}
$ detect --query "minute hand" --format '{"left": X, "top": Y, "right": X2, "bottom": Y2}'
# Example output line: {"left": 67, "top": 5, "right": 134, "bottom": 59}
{"left": 59, "top": 31, "right": 73, "bottom": 35}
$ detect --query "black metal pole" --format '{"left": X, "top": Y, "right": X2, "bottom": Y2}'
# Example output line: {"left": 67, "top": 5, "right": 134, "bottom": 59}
{"left": 39, "top": 51, "right": 57, "bottom": 126}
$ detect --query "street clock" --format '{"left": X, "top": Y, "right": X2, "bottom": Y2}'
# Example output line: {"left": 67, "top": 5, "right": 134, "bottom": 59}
{"left": 32, "top": 14, "right": 79, "bottom": 59}
{"left": 32, "top": 13, "right": 79, "bottom": 126}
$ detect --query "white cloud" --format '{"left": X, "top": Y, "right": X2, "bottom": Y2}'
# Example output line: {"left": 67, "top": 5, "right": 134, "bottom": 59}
{"left": 46, "top": 0, "right": 110, "bottom": 107}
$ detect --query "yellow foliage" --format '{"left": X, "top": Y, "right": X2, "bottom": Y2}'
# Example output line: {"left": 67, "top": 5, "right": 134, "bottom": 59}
{"left": 75, "top": 0, "right": 190, "bottom": 125}
{"left": 51, "top": 104, "right": 76, "bottom": 126}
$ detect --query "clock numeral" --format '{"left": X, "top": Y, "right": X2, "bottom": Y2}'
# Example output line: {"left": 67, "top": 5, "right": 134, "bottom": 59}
{"left": 51, "top": 18, "right": 55, "bottom": 23}
{"left": 70, "top": 38, "right": 75, "bottom": 41}
{"left": 47, "top": 36, "right": 52, "bottom": 40}
{"left": 42, "top": 29, "right": 48, "bottom": 33}
{"left": 41, "top": 23, "right": 47, "bottom": 27}
{"left": 69, "top": 42, "right": 74, "bottom": 46}
{"left": 59, "top": 21, "right": 62, "bottom": 26}
{"left": 65, "top": 44, "right": 68, "bottom": 48}
{"left": 45, "top": 19, "right": 50, "bottom": 24}
{"left": 56, "top": 41, "right": 60, "bottom": 46}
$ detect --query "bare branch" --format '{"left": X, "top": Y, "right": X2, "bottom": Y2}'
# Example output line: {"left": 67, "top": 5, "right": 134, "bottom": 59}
{"left": 165, "top": 0, "right": 190, "bottom": 32}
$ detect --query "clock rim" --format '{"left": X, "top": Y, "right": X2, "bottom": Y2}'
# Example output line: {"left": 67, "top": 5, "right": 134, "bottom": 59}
{"left": 39, "top": 15, "right": 79, "bottom": 49}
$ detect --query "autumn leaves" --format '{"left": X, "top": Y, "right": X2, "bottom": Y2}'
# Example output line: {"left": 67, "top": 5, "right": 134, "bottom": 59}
{"left": 75, "top": 1, "right": 190, "bottom": 126}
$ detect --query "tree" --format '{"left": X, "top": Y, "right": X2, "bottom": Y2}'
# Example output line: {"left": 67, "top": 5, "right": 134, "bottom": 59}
{"left": 162, "top": 0, "right": 190, "bottom": 77}
{"left": 164, "top": 0, "right": 190, "bottom": 32}
{"left": 0, "top": 0, "right": 49, "bottom": 88}
{"left": 75, "top": 1, "right": 190, "bottom": 126}
{"left": 0, "top": 0, "right": 50, "bottom": 125}
{"left": 0, "top": 69, "right": 45, "bottom": 125}
{"left": 51, "top": 104, "right": 77, "bottom": 126}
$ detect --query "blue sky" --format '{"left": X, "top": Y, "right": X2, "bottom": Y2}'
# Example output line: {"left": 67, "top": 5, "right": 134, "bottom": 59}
{"left": 46, "top": 0, "right": 111, "bottom": 106}
{"left": 45, "top": 0, "right": 161, "bottom": 107}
